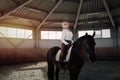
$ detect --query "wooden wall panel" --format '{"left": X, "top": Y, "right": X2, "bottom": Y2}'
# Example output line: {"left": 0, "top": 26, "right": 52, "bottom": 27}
{"left": 0, "top": 48, "right": 48, "bottom": 64}
{"left": 0, "top": 47, "right": 120, "bottom": 64}
{"left": 95, "top": 48, "right": 120, "bottom": 60}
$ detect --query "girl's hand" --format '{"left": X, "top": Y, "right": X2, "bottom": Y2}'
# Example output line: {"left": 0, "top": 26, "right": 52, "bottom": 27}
{"left": 67, "top": 44, "right": 71, "bottom": 47}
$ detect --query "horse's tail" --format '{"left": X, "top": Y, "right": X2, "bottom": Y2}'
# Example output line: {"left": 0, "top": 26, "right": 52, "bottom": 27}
{"left": 47, "top": 49, "right": 54, "bottom": 80}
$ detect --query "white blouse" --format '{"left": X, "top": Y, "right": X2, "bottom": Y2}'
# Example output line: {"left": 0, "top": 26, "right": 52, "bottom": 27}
{"left": 61, "top": 29, "right": 73, "bottom": 45}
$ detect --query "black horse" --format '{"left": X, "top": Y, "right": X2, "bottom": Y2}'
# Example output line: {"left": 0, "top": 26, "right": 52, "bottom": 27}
{"left": 47, "top": 33, "right": 96, "bottom": 80}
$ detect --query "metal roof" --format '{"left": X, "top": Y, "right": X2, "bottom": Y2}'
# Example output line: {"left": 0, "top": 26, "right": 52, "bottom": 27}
{"left": 0, "top": 0, "right": 120, "bottom": 29}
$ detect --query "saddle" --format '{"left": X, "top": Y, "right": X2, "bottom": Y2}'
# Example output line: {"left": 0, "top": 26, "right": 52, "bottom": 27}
{"left": 55, "top": 46, "right": 72, "bottom": 62}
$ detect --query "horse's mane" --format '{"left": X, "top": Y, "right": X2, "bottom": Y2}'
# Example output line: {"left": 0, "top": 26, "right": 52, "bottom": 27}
{"left": 72, "top": 34, "right": 93, "bottom": 50}
{"left": 73, "top": 35, "right": 86, "bottom": 47}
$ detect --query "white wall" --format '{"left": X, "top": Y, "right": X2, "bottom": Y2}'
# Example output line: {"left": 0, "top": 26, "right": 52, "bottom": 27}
{"left": 0, "top": 38, "right": 35, "bottom": 48}
{"left": 39, "top": 40, "right": 61, "bottom": 48}
{"left": 0, "top": 38, "right": 119, "bottom": 48}
{"left": 39, "top": 39, "right": 115, "bottom": 48}
{"left": 95, "top": 38, "right": 114, "bottom": 47}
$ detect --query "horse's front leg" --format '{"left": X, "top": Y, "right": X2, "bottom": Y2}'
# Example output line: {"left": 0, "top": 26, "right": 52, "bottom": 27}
{"left": 69, "top": 66, "right": 81, "bottom": 80}
{"left": 55, "top": 67, "right": 60, "bottom": 80}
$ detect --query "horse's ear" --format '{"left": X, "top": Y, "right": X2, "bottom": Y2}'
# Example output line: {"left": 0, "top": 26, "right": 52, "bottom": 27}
{"left": 92, "top": 32, "right": 95, "bottom": 37}
{"left": 85, "top": 33, "right": 88, "bottom": 36}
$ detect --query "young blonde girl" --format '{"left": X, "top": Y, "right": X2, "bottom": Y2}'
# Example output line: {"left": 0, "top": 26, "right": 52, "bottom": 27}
{"left": 60, "top": 21, "right": 73, "bottom": 62}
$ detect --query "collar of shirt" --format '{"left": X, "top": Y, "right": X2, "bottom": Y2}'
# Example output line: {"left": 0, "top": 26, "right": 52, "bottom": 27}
{"left": 63, "top": 29, "right": 70, "bottom": 31}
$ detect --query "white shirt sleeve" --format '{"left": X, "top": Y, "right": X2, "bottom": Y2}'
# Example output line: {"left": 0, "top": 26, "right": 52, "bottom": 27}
{"left": 61, "top": 30, "right": 69, "bottom": 45}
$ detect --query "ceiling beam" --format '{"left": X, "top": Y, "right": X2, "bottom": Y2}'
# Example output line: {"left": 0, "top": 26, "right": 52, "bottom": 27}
{"left": 79, "top": 20, "right": 110, "bottom": 24}
{"left": 7, "top": 13, "right": 110, "bottom": 27}
{"left": 11, "top": 12, "right": 108, "bottom": 21}
{"left": 24, "top": 5, "right": 109, "bottom": 16}
{"left": 25, "top": 5, "right": 77, "bottom": 14}
{"left": 10, "top": 13, "right": 41, "bottom": 21}
{"left": 79, "top": 17, "right": 109, "bottom": 22}
{"left": 0, "top": 0, "right": 33, "bottom": 19}
{"left": 63, "top": 0, "right": 80, "bottom": 3}
{"left": 25, "top": 5, "right": 48, "bottom": 13}
{"left": 11, "top": 0, "right": 18, "bottom": 5}
{"left": 10, "top": 14, "right": 75, "bottom": 23}
{"left": 102, "top": 0, "right": 115, "bottom": 27}
{"left": 36, "top": 0, "right": 63, "bottom": 30}
{"left": 74, "top": 0, "right": 84, "bottom": 30}
{"left": 10, "top": 10, "right": 108, "bottom": 23}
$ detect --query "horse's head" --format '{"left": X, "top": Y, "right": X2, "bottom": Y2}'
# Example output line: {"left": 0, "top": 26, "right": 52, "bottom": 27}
{"left": 73, "top": 32, "right": 96, "bottom": 63}
{"left": 83, "top": 32, "right": 96, "bottom": 63}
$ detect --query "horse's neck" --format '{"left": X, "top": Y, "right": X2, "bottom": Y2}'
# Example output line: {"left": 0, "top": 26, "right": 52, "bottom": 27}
{"left": 72, "top": 38, "right": 85, "bottom": 58}
{"left": 72, "top": 46, "right": 84, "bottom": 55}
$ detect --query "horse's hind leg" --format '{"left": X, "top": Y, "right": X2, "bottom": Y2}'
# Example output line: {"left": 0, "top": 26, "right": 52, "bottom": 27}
{"left": 55, "top": 67, "right": 60, "bottom": 80}
{"left": 47, "top": 54, "right": 54, "bottom": 80}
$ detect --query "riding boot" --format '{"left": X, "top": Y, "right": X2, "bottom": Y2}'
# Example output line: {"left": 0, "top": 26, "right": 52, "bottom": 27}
{"left": 60, "top": 43, "right": 66, "bottom": 61}
{"left": 60, "top": 42, "right": 71, "bottom": 68}
{"left": 59, "top": 54, "right": 64, "bottom": 68}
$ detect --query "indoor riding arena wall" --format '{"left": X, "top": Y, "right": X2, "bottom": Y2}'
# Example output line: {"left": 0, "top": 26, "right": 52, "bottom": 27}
{"left": 0, "top": 48, "right": 120, "bottom": 64}
{"left": 0, "top": 48, "right": 48, "bottom": 65}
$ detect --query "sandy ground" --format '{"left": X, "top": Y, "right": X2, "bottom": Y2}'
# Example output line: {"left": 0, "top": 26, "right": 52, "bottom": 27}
{"left": 0, "top": 61, "right": 120, "bottom": 80}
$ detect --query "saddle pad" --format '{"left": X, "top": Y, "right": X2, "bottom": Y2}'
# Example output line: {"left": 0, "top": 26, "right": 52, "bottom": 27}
{"left": 55, "top": 46, "right": 73, "bottom": 62}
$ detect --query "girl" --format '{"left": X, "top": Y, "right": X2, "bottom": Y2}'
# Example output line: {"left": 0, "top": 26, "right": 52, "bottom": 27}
{"left": 60, "top": 21, "right": 73, "bottom": 63}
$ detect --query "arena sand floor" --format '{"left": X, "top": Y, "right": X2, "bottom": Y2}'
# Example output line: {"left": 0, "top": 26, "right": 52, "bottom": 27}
{"left": 0, "top": 61, "right": 120, "bottom": 80}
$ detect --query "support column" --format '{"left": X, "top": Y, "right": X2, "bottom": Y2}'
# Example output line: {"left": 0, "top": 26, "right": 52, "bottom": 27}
{"left": 102, "top": 0, "right": 118, "bottom": 47}
{"left": 113, "top": 27, "right": 118, "bottom": 47}
{"left": 35, "top": 29, "right": 39, "bottom": 48}
{"left": 73, "top": 0, "right": 83, "bottom": 40}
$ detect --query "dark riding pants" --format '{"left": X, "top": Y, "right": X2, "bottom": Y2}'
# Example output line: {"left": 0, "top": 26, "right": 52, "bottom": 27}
{"left": 61, "top": 40, "right": 72, "bottom": 61}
